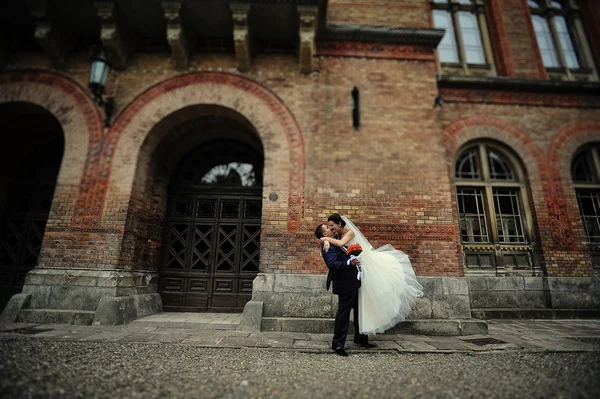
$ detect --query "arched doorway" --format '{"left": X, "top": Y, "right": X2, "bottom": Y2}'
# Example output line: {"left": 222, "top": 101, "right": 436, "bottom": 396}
{"left": 159, "top": 139, "right": 263, "bottom": 312}
{"left": 0, "top": 103, "right": 64, "bottom": 310}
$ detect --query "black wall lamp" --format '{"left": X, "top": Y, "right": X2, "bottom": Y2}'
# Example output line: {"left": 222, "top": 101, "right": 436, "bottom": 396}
{"left": 88, "top": 46, "right": 115, "bottom": 127}
{"left": 352, "top": 86, "right": 360, "bottom": 130}
{"left": 434, "top": 95, "right": 444, "bottom": 108}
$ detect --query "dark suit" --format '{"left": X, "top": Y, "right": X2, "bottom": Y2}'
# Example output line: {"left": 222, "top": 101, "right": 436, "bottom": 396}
{"left": 322, "top": 243, "right": 368, "bottom": 350}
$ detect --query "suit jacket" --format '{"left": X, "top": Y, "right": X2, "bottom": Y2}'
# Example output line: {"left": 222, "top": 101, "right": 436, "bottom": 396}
{"left": 322, "top": 244, "right": 361, "bottom": 295}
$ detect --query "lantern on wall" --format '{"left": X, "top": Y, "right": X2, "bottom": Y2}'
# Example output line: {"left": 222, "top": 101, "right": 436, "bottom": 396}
{"left": 88, "top": 47, "right": 114, "bottom": 127}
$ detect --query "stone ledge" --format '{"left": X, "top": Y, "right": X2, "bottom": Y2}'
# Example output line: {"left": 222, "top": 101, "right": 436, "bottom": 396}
{"left": 437, "top": 74, "right": 600, "bottom": 95}
{"left": 262, "top": 317, "right": 487, "bottom": 336}
{"left": 24, "top": 268, "right": 159, "bottom": 288}
{"left": 0, "top": 294, "right": 31, "bottom": 323}
{"left": 472, "top": 308, "right": 600, "bottom": 319}
{"left": 17, "top": 309, "right": 96, "bottom": 325}
{"left": 93, "top": 293, "right": 162, "bottom": 325}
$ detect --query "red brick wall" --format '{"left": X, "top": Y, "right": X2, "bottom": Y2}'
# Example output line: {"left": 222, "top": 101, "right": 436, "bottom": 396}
{"left": 497, "top": 0, "right": 546, "bottom": 78}
{"left": 328, "top": 0, "right": 431, "bottom": 28}
{"left": 1, "top": 1, "right": 599, "bottom": 280}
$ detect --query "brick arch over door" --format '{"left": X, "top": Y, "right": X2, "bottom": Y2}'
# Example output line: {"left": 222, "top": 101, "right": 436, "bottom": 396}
{"left": 443, "top": 116, "right": 555, "bottom": 255}
{"left": 103, "top": 72, "right": 305, "bottom": 232}
{"left": 547, "top": 121, "right": 600, "bottom": 250}
{"left": 0, "top": 71, "right": 100, "bottom": 229}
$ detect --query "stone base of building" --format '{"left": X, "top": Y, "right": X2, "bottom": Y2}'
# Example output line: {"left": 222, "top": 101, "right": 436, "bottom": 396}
{"left": 467, "top": 276, "right": 600, "bottom": 319}
{"left": 259, "top": 316, "right": 488, "bottom": 336}
{"left": 237, "top": 274, "right": 600, "bottom": 335}
{"left": 0, "top": 268, "right": 162, "bottom": 325}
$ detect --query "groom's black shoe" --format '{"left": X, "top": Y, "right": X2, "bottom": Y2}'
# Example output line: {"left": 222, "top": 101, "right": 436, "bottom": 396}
{"left": 354, "top": 340, "right": 377, "bottom": 349}
{"left": 334, "top": 347, "right": 349, "bottom": 357}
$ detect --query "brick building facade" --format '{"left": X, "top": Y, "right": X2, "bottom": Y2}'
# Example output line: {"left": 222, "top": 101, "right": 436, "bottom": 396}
{"left": 0, "top": 0, "right": 599, "bottom": 327}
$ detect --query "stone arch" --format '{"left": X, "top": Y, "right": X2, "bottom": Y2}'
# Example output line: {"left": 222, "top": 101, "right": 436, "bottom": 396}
{"left": 444, "top": 116, "right": 546, "bottom": 180}
{"left": 547, "top": 121, "right": 600, "bottom": 249}
{"left": 0, "top": 70, "right": 102, "bottom": 228}
{"left": 103, "top": 72, "right": 305, "bottom": 237}
{"left": 444, "top": 116, "right": 554, "bottom": 268}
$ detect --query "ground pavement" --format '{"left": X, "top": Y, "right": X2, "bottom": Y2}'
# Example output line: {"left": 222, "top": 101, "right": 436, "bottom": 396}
{"left": 1, "top": 313, "right": 599, "bottom": 353}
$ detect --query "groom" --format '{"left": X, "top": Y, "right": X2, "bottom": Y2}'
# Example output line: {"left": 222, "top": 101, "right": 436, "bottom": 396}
{"left": 315, "top": 224, "right": 375, "bottom": 356}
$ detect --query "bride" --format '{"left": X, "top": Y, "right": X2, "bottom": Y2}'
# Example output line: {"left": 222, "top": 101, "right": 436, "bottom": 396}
{"left": 320, "top": 213, "right": 423, "bottom": 335}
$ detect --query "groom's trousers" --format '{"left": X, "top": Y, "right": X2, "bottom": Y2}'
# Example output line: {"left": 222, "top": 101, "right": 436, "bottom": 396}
{"left": 332, "top": 289, "right": 369, "bottom": 350}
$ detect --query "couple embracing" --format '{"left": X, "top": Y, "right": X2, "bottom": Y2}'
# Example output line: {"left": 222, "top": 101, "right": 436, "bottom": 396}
{"left": 315, "top": 213, "right": 423, "bottom": 356}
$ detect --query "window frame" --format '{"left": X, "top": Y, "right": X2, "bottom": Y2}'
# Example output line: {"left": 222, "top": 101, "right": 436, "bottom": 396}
{"left": 528, "top": 0, "right": 598, "bottom": 81}
{"left": 431, "top": 0, "right": 496, "bottom": 76}
{"left": 454, "top": 142, "right": 537, "bottom": 275}
{"left": 572, "top": 145, "right": 600, "bottom": 244}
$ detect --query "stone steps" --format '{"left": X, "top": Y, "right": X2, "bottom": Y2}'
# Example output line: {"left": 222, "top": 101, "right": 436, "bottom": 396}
{"left": 17, "top": 309, "right": 96, "bottom": 325}
{"left": 472, "top": 308, "right": 600, "bottom": 319}
{"left": 261, "top": 317, "right": 488, "bottom": 336}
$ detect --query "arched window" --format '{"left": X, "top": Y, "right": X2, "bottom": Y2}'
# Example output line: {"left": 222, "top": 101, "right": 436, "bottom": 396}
{"left": 431, "top": 0, "right": 495, "bottom": 76}
{"left": 454, "top": 142, "right": 536, "bottom": 274}
{"left": 529, "top": 0, "right": 598, "bottom": 81}
{"left": 572, "top": 145, "right": 600, "bottom": 243}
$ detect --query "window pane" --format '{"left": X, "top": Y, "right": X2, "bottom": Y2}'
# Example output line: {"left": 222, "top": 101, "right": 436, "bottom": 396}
{"left": 432, "top": 0, "right": 447, "bottom": 3}
{"left": 488, "top": 150, "right": 516, "bottom": 181}
{"left": 458, "top": 0, "right": 472, "bottom": 4}
{"left": 576, "top": 190, "right": 600, "bottom": 243}
{"left": 456, "top": 147, "right": 480, "bottom": 179}
{"left": 457, "top": 187, "right": 489, "bottom": 243}
{"left": 550, "top": 1, "right": 562, "bottom": 9}
{"left": 572, "top": 151, "right": 596, "bottom": 183}
{"left": 493, "top": 189, "right": 527, "bottom": 243}
{"left": 555, "top": 16, "right": 580, "bottom": 69}
{"left": 433, "top": 10, "right": 460, "bottom": 63}
{"left": 459, "top": 12, "right": 486, "bottom": 64}
{"left": 528, "top": 0, "right": 540, "bottom": 7}
{"left": 200, "top": 162, "right": 258, "bottom": 187}
{"left": 532, "top": 15, "right": 560, "bottom": 67}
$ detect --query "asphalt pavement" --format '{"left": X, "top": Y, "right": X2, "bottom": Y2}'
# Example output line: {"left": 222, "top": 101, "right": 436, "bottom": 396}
{"left": 1, "top": 314, "right": 599, "bottom": 398}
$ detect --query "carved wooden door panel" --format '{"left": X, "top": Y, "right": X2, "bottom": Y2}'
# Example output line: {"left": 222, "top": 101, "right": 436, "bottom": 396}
{"left": 0, "top": 184, "right": 54, "bottom": 310}
{"left": 159, "top": 194, "right": 261, "bottom": 312}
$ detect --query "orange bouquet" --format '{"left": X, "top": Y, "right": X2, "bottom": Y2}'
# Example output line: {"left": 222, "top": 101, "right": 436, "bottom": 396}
{"left": 346, "top": 243, "right": 363, "bottom": 257}
{"left": 346, "top": 243, "right": 364, "bottom": 280}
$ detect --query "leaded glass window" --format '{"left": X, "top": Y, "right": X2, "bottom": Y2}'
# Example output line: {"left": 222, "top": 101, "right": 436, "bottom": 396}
{"left": 572, "top": 146, "right": 600, "bottom": 243}
{"left": 454, "top": 142, "right": 534, "bottom": 274}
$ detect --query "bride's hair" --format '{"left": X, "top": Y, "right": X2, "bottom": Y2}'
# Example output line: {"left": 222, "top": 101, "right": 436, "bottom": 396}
{"left": 327, "top": 213, "right": 346, "bottom": 227}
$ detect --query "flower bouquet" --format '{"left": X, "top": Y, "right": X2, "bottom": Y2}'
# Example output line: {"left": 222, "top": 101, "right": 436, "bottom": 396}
{"left": 346, "top": 244, "right": 364, "bottom": 280}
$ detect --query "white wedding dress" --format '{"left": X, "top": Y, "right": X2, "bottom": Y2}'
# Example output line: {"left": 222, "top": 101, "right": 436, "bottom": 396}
{"left": 342, "top": 216, "right": 423, "bottom": 335}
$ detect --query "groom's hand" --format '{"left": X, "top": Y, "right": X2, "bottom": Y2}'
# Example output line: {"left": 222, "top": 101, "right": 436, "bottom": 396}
{"left": 350, "top": 258, "right": 360, "bottom": 266}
